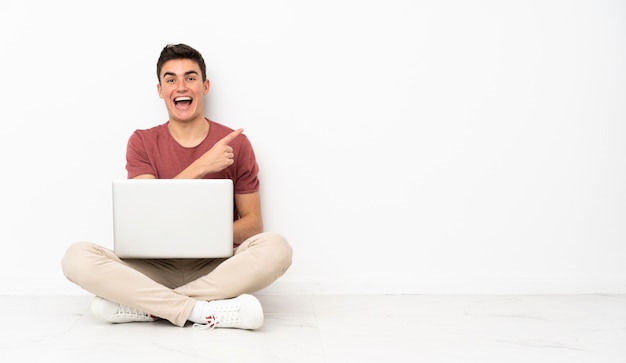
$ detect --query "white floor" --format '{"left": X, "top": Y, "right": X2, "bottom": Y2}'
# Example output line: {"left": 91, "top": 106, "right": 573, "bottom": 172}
{"left": 0, "top": 294, "right": 624, "bottom": 362}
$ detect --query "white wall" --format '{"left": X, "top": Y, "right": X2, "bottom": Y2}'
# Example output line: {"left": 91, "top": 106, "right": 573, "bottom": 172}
{"left": 1, "top": 0, "right": 624, "bottom": 295}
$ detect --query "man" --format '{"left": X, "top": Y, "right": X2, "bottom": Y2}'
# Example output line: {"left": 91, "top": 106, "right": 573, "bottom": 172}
{"left": 61, "top": 44, "right": 293, "bottom": 330}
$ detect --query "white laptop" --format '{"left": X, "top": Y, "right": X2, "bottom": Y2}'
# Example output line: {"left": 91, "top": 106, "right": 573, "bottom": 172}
{"left": 112, "top": 179, "right": 234, "bottom": 258}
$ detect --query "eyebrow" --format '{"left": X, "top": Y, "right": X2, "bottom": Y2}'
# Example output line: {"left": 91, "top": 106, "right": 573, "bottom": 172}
{"left": 162, "top": 70, "right": 199, "bottom": 78}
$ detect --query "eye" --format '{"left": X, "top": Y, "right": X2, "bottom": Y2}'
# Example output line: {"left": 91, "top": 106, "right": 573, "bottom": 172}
{"left": 165, "top": 78, "right": 175, "bottom": 84}
{"left": 186, "top": 76, "right": 196, "bottom": 82}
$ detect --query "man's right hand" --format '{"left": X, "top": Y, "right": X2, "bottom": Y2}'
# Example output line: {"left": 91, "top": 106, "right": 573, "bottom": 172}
{"left": 179, "top": 128, "right": 244, "bottom": 178}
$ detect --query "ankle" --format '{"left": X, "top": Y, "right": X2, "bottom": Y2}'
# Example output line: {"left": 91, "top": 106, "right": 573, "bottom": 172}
{"left": 188, "top": 300, "right": 211, "bottom": 324}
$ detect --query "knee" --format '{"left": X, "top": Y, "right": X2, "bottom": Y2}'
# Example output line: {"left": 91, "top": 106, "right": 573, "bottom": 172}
{"left": 262, "top": 232, "right": 293, "bottom": 269}
{"left": 60, "top": 241, "right": 99, "bottom": 282}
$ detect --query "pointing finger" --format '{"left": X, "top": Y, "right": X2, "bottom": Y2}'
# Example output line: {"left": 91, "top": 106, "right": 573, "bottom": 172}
{"left": 217, "top": 128, "right": 243, "bottom": 145}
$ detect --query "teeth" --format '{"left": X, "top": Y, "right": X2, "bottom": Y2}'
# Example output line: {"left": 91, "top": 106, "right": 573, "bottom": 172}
{"left": 174, "top": 97, "right": 192, "bottom": 101}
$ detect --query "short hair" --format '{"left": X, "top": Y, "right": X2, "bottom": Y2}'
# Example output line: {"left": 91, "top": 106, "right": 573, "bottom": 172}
{"left": 156, "top": 44, "right": 207, "bottom": 83}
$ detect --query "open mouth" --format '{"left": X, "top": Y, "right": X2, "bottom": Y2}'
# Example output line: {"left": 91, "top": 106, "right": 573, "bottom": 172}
{"left": 174, "top": 96, "right": 193, "bottom": 109}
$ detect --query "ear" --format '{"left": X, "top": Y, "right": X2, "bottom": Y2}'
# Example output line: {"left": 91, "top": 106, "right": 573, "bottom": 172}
{"left": 203, "top": 79, "right": 210, "bottom": 96}
{"left": 157, "top": 83, "right": 164, "bottom": 99}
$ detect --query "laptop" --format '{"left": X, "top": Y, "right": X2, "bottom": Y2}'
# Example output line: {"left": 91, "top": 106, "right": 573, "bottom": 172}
{"left": 112, "top": 179, "right": 234, "bottom": 258}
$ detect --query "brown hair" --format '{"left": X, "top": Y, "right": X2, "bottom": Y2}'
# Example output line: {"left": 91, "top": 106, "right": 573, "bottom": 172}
{"left": 156, "top": 44, "right": 207, "bottom": 84}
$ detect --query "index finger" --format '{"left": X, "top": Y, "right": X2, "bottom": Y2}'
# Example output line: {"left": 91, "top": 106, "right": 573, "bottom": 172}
{"left": 217, "top": 128, "right": 243, "bottom": 145}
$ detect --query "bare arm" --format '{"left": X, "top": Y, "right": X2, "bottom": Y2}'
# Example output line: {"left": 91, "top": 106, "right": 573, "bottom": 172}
{"left": 132, "top": 128, "right": 244, "bottom": 180}
{"left": 176, "top": 128, "right": 243, "bottom": 179}
{"left": 233, "top": 191, "right": 263, "bottom": 245}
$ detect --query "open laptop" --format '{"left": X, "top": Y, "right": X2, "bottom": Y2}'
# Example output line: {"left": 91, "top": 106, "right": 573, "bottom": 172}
{"left": 112, "top": 179, "right": 234, "bottom": 258}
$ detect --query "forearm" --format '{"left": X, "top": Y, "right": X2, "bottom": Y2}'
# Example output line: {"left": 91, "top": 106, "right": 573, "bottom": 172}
{"left": 174, "top": 162, "right": 206, "bottom": 179}
{"left": 233, "top": 215, "right": 263, "bottom": 245}
{"left": 175, "top": 130, "right": 242, "bottom": 179}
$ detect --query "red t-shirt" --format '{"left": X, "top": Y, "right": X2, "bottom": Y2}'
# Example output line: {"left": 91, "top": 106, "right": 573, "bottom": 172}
{"left": 125, "top": 119, "right": 260, "bottom": 218}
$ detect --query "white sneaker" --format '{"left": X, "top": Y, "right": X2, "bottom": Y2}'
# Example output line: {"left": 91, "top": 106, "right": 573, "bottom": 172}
{"left": 91, "top": 296, "right": 157, "bottom": 323}
{"left": 192, "top": 294, "right": 264, "bottom": 331}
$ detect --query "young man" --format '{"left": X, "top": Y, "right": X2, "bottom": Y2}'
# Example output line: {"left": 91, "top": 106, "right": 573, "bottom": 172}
{"left": 61, "top": 44, "right": 293, "bottom": 330}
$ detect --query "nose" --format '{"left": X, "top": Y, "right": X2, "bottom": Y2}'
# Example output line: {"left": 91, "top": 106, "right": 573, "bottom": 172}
{"left": 175, "top": 79, "right": 188, "bottom": 91}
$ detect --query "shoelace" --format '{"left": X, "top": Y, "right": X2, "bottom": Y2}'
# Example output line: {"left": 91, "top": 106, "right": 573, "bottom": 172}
{"left": 191, "top": 301, "right": 247, "bottom": 331}
{"left": 192, "top": 315, "right": 219, "bottom": 331}
{"left": 116, "top": 304, "right": 155, "bottom": 320}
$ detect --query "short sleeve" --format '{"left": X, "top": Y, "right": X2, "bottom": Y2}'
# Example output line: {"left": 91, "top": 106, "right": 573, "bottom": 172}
{"left": 126, "top": 131, "right": 157, "bottom": 179}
